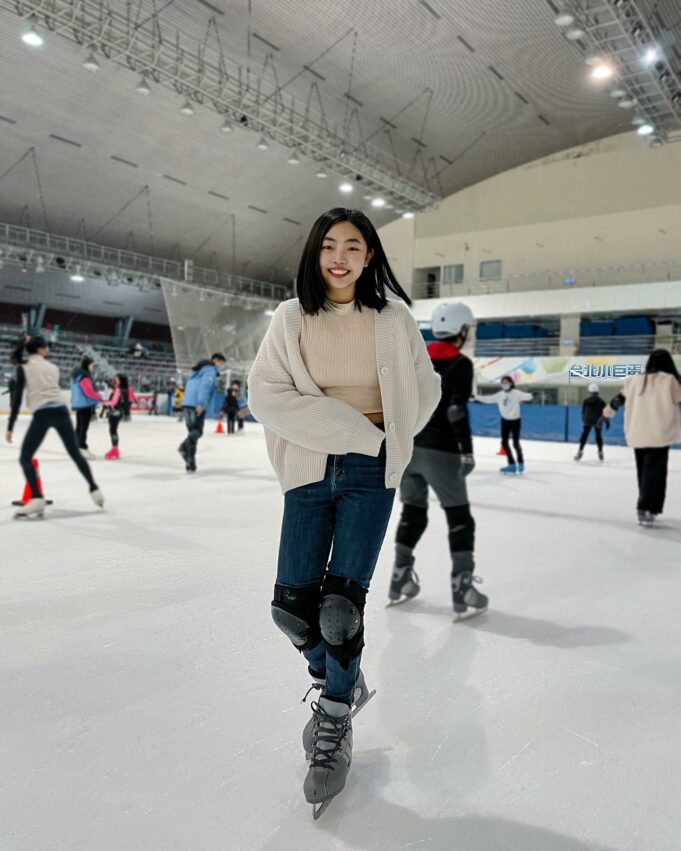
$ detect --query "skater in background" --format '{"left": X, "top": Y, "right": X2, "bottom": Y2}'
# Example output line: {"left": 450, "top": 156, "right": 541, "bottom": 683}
{"left": 101, "top": 374, "right": 136, "bottom": 459}
{"left": 71, "top": 355, "right": 102, "bottom": 459}
{"left": 476, "top": 376, "right": 533, "bottom": 474}
{"left": 603, "top": 349, "right": 681, "bottom": 527}
{"left": 148, "top": 390, "right": 158, "bottom": 416}
{"left": 178, "top": 353, "right": 225, "bottom": 472}
{"left": 248, "top": 208, "right": 440, "bottom": 817}
{"left": 390, "top": 301, "right": 488, "bottom": 619}
{"left": 575, "top": 383, "right": 607, "bottom": 462}
{"left": 5, "top": 336, "right": 104, "bottom": 517}
{"left": 221, "top": 381, "right": 240, "bottom": 434}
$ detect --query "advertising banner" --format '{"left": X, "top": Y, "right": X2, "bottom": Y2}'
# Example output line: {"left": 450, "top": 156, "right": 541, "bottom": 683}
{"left": 473, "top": 355, "right": 681, "bottom": 386}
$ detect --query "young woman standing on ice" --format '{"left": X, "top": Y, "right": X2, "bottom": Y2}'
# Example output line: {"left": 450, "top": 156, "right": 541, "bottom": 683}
{"left": 476, "top": 376, "right": 533, "bottom": 474}
{"left": 248, "top": 208, "right": 441, "bottom": 818}
{"left": 5, "top": 336, "right": 105, "bottom": 517}
{"left": 101, "top": 374, "right": 136, "bottom": 459}
{"left": 603, "top": 349, "right": 681, "bottom": 527}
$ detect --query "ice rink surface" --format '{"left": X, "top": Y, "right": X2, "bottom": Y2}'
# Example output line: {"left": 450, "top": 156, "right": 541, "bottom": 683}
{"left": 2, "top": 416, "right": 680, "bottom": 851}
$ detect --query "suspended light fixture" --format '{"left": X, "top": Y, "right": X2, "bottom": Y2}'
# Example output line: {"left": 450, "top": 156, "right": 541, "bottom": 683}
{"left": 135, "top": 77, "right": 151, "bottom": 96}
{"left": 362, "top": 194, "right": 373, "bottom": 201}
{"left": 315, "top": 166, "right": 328, "bottom": 178}
{"left": 287, "top": 150, "right": 301, "bottom": 165}
{"left": 637, "top": 123, "right": 655, "bottom": 136}
{"left": 256, "top": 136, "right": 269, "bottom": 150}
{"left": 591, "top": 63, "right": 614, "bottom": 81}
{"left": 617, "top": 97, "right": 637, "bottom": 109}
{"left": 565, "top": 27, "right": 585, "bottom": 41}
{"left": 402, "top": 211, "right": 415, "bottom": 219}
{"left": 609, "top": 88, "right": 626, "bottom": 98}
{"left": 371, "top": 198, "right": 386, "bottom": 208}
{"left": 584, "top": 52, "right": 603, "bottom": 67}
{"left": 70, "top": 266, "right": 85, "bottom": 282}
{"left": 643, "top": 47, "right": 660, "bottom": 66}
{"left": 82, "top": 52, "right": 100, "bottom": 72}
{"left": 339, "top": 182, "right": 353, "bottom": 193}
{"left": 180, "top": 100, "right": 195, "bottom": 116}
{"left": 554, "top": 13, "right": 575, "bottom": 27}
{"left": 649, "top": 137, "right": 664, "bottom": 149}
{"left": 632, "top": 115, "right": 646, "bottom": 126}
{"left": 21, "top": 22, "right": 43, "bottom": 47}
{"left": 35, "top": 256, "right": 46, "bottom": 273}
{"left": 220, "top": 119, "right": 234, "bottom": 133}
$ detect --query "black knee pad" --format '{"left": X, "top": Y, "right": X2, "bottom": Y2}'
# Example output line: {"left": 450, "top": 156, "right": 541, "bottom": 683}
{"left": 319, "top": 574, "right": 367, "bottom": 670}
{"left": 395, "top": 503, "right": 428, "bottom": 548}
{"left": 271, "top": 584, "right": 322, "bottom": 652}
{"left": 445, "top": 504, "right": 476, "bottom": 552}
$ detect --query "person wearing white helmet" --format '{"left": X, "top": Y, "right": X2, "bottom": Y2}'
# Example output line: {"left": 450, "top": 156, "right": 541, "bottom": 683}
{"left": 389, "top": 301, "right": 489, "bottom": 620}
{"left": 575, "top": 382, "right": 607, "bottom": 462}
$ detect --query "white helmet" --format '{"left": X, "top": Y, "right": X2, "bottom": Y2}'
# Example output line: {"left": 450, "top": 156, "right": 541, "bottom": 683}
{"left": 588, "top": 383, "right": 599, "bottom": 393}
{"left": 431, "top": 302, "right": 474, "bottom": 339}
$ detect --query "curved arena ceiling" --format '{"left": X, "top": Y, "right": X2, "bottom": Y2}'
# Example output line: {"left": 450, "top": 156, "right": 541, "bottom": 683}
{"left": 0, "top": 0, "right": 678, "bottom": 284}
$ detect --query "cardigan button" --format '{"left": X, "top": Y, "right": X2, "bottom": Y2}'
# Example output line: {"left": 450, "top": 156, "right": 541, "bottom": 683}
{"left": 389, "top": 473, "right": 397, "bottom": 483}
{"left": 380, "top": 367, "right": 389, "bottom": 376}
{"left": 388, "top": 422, "right": 396, "bottom": 433}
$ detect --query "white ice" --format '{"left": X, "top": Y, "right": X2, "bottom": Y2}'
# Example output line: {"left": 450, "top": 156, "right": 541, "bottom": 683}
{"left": 1, "top": 416, "right": 680, "bottom": 851}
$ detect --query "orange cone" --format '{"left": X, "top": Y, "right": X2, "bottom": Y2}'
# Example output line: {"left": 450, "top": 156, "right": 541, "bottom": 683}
{"left": 13, "top": 458, "right": 51, "bottom": 506}
{"left": 215, "top": 418, "right": 224, "bottom": 434}
{"left": 497, "top": 445, "right": 506, "bottom": 456}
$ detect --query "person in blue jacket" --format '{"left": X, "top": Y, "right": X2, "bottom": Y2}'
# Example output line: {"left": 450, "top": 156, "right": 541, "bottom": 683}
{"left": 178, "top": 352, "right": 225, "bottom": 472}
{"left": 71, "top": 356, "right": 103, "bottom": 459}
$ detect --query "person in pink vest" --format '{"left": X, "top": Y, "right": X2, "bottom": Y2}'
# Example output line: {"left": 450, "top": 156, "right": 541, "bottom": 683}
{"left": 101, "top": 374, "right": 136, "bottom": 459}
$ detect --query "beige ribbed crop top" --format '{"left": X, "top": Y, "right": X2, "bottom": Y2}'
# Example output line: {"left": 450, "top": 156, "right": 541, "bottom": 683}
{"left": 300, "top": 301, "right": 383, "bottom": 415}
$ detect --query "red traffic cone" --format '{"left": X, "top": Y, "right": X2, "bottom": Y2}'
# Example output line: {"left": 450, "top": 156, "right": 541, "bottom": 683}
{"left": 215, "top": 418, "right": 224, "bottom": 434}
{"left": 497, "top": 444, "right": 506, "bottom": 456}
{"left": 12, "top": 459, "right": 53, "bottom": 506}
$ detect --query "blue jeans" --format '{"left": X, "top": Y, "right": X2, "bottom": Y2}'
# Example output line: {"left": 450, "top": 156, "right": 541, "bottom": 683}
{"left": 276, "top": 445, "right": 395, "bottom": 705}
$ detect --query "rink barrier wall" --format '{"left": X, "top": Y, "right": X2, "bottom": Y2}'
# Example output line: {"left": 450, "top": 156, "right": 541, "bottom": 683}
{"left": 468, "top": 403, "right": 681, "bottom": 448}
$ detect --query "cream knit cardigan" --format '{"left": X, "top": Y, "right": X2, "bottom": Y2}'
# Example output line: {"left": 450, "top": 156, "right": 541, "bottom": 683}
{"left": 248, "top": 298, "right": 442, "bottom": 493}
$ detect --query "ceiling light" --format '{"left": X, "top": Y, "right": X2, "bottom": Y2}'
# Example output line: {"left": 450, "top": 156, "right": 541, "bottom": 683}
{"left": 632, "top": 116, "right": 646, "bottom": 126}
{"left": 643, "top": 47, "right": 659, "bottom": 66}
{"left": 609, "top": 88, "right": 626, "bottom": 98}
{"left": 82, "top": 52, "right": 100, "bottom": 72}
{"left": 637, "top": 123, "right": 655, "bottom": 136}
{"left": 287, "top": 150, "right": 301, "bottom": 165}
{"left": 565, "top": 27, "right": 585, "bottom": 41}
{"left": 220, "top": 119, "right": 233, "bottom": 133}
{"left": 402, "top": 211, "right": 415, "bottom": 219}
{"left": 265, "top": 309, "right": 276, "bottom": 317}
{"left": 135, "top": 77, "right": 151, "bottom": 96}
{"left": 584, "top": 52, "right": 602, "bottom": 67}
{"left": 180, "top": 100, "right": 195, "bottom": 116}
{"left": 70, "top": 266, "right": 85, "bottom": 282}
{"left": 649, "top": 137, "right": 663, "bottom": 149}
{"left": 591, "top": 63, "right": 614, "bottom": 81}
{"left": 362, "top": 194, "right": 373, "bottom": 201}
{"left": 617, "top": 97, "right": 637, "bottom": 109}
{"left": 256, "top": 136, "right": 269, "bottom": 150}
{"left": 554, "top": 13, "right": 575, "bottom": 27}
{"left": 339, "top": 182, "right": 353, "bottom": 193}
{"left": 35, "top": 256, "right": 45, "bottom": 273}
{"left": 386, "top": 204, "right": 395, "bottom": 210}
{"left": 21, "top": 23, "right": 43, "bottom": 47}
{"left": 371, "top": 198, "right": 386, "bottom": 208}
{"left": 315, "top": 167, "right": 328, "bottom": 178}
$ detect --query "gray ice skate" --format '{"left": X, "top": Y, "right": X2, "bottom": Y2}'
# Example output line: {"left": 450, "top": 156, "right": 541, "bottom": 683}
{"left": 302, "top": 668, "right": 375, "bottom": 758}
{"left": 638, "top": 510, "right": 655, "bottom": 528}
{"left": 304, "top": 697, "right": 353, "bottom": 820}
{"left": 14, "top": 497, "right": 46, "bottom": 519}
{"left": 387, "top": 543, "right": 421, "bottom": 606}
{"left": 452, "top": 571, "right": 489, "bottom": 621}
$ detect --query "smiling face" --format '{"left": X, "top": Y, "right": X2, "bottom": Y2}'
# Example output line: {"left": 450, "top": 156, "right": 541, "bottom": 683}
{"left": 319, "top": 220, "right": 373, "bottom": 302}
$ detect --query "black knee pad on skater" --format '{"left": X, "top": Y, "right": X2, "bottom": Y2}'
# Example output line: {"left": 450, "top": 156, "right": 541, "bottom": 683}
{"left": 395, "top": 503, "right": 428, "bottom": 548}
{"left": 445, "top": 504, "right": 475, "bottom": 552}
{"left": 271, "top": 584, "right": 322, "bottom": 652}
{"left": 319, "top": 574, "right": 367, "bottom": 670}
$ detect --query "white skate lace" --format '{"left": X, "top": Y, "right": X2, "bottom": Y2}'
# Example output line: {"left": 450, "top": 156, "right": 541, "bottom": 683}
{"left": 309, "top": 701, "right": 348, "bottom": 770}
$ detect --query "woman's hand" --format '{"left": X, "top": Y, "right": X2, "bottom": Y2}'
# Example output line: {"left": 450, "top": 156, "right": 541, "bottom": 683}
{"left": 5, "top": 430, "right": 13, "bottom": 444}
{"left": 603, "top": 405, "right": 616, "bottom": 418}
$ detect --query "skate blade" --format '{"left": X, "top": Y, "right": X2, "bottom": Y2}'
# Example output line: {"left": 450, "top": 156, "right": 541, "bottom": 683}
{"left": 312, "top": 799, "right": 333, "bottom": 820}
{"left": 385, "top": 592, "right": 419, "bottom": 609}
{"left": 352, "top": 688, "right": 376, "bottom": 719}
{"left": 454, "top": 606, "right": 488, "bottom": 623}
{"left": 14, "top": 511, "right": 45, "bottom": 519}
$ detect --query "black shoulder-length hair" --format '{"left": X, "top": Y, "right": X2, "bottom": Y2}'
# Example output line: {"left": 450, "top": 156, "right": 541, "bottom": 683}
{"left": 640, "top": 348, "right": 681, "bottom": 393}
{"left": 296, "top": 208, "right": 412, "bottom": 314}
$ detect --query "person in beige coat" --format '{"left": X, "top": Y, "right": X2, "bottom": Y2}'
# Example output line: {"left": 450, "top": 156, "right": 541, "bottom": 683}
{"left": 603, "top": 349, "right": 681, "bottom": 527}
{"left": 248, "top": 207, "right": 441, "bottom": 817}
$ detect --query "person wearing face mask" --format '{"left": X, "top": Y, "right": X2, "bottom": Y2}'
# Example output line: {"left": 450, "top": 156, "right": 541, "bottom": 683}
{"left": 248, "top": 207, "right": 441, "bottom": 819}
{"left": 389, "top": 301, "right": 489, "bottom": 620}
{"left": 476, "top": 376, "right": 533, "bottom": 474}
